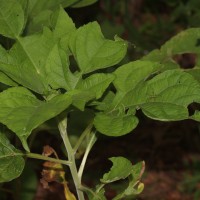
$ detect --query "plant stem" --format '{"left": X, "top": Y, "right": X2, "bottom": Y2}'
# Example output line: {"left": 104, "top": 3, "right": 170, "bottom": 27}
{"left": 57, "top": 116, "right": 85, "bottom": 200}
{"left": 78, "top": 133, "right": 97, "bottom": 180}
{"left": 25, "top": 152, "right": 71, "bottom": 166}
{"left": 73, "top": 121, "right": 93, "bottom": 155}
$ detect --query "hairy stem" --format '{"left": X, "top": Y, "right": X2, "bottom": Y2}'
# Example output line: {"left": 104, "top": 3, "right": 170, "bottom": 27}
{"left": 57, "top": 115, "right": 85, "bottom": 200}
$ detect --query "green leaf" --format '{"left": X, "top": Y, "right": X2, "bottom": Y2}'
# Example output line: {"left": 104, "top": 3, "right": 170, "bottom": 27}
{"left": 141, "top": 103, "right": 189, "bottom": 121}
{"left": 0, "top": 0, "right": 25, "bottom": 38}
{"left": 50, "top": 6, "right": 76, "bottom": 53}
{"left": 142, "top": 50, "right": 179, "bottom": 71}
{"left": 45, "top": 45, "right": 70, "bottom": 90}
{"left": 71, "top": 0, "right": 98, "bottom": 8}
{"left": 50, "top": 6, "right": 76, "bottom": 40}
{"left": 0, "top": 26, "right": 79, "bottom": 94}
{"left": 139, "top": 70, "right": 200, "bottom": 120}
{"left": 142, "top": 28, "right": 200, "bottom": 70}
{"left": 25, "top": 1, "right": 75, "bottom": 34}
{"left": 101, "top": 157, "right": 133, "bottom": 184}
{"left": 0, "top": 87, "right": 72, "bottom": 150}
{"left": 26, "top": 9, "right": 53, "bottom": 34}
{"left": 69, "top": 22, "right": 127, "bottom": 74}
{"left": 76, "top": 73, "right": 115, "bottom": 99}
{"left": 113, "top": 161, "right": 145, "bottom": 200}
{"left": 94, "top": 113, "right": 138, "bottom": 136}
{"left": 69, "top": 90, "right": 94, "bottom": 111}
{"left": 186, "top": 68, "right": 200, "bottom": 83}
{"left": 93, "top": 91, "right": 115, "bottom": 111}
{"left": 0, "top": 28, "right": 63, "bottom": 94}
{"left": 113, "top": 182, "right": 144, "bottom": 200}
{"left": 161, "top": 28, "right": 200, "bottom": 56}
{"left": 0, "top": 72, "right": 18, "bottom": 87}
{"left": 28, "top": 0, "right": 66, "bottom": 17}
{"left": 100, "top": 60, "right": 160, "bottom": 113}
{"left": 131, "top": 161, "right": 145, "bottom": 182}
{"left": 113, "top": 60, "right": 160, "bottom": 92}
{"left": 0, "top": 133, "right": 25, "bottom": 182}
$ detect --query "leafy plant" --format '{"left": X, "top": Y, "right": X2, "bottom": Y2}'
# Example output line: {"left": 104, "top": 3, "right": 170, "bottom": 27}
{"left": 1, "top": 0, "right": 200, "bottom": 199}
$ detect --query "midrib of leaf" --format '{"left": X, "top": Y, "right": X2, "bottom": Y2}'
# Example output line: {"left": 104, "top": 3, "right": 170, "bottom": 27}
{"left": 156, "top": 83, "right": 197, "bottom": 96}
{"left": 0, "top": 153, "right": 23, "bottom": 159}
{"left": 15, "top": 36, "right": 48, "bottom": 92}
{"left": 17, "top": 37, "right": 42, "bottom": 75}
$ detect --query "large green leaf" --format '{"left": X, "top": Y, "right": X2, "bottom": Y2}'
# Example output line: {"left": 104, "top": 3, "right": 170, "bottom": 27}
{"left": 0, "top": 133, "right": 25, "bottom": 182}
{"left": 0, "top": 87, "right": 72, "bottom": 151}
{"left": 0, "top": 0, "right": 25, "bottom": 38}
{"left": 100, "top": 157, "right": 133, "bottom": 184}
{"left": 94, "top": 113, "right": 138, "bottom": 136}
{"left": 69, "top": 22, "right": 127, "bottom": 74}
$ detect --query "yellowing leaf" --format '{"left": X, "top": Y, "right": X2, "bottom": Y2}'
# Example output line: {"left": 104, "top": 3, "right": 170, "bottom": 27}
{"left": 40, "top": 146, "right": 76, "bottom": 200}
{"left": 63, "top": 181, "right": 77, "bottom": 200}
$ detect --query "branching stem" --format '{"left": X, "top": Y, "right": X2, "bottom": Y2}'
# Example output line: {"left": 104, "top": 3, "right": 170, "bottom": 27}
{"left": 73, "top": 121, "right": 93, "bottom": 155}
{"left": 57, "top": 115, "right": 85, "bottom": 200}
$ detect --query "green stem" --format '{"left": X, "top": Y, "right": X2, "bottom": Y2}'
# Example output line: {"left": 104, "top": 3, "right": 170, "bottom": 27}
{"left": 57, "top": 116, "right": 85, "bottom": 200}
{"left": 73, "top": 121, "right": 93, "bottom": 155}
{"left": 96, "top": 183, "right": 105, "bottom": 193}
{"left": 78, "top": 133, "right": 97, "bottom": 181}
{"left": 25, "top": 152, "right": 71, "bottom": 166}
